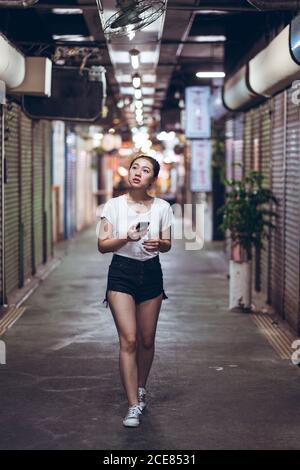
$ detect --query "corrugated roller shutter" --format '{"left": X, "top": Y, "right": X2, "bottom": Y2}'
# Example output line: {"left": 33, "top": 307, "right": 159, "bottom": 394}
{"left": 76, "top": 136, "right": 86, "bottom": 231}
{"left": 225, "top": 119, "right": 234, "bottom": 184}
{"left": 20, "top": 111, "right": 33, "bottom": 282}
{"left": 52, "top": 121, "right": 65, "bottom": 241}
{"left": 0, "top": 105, "right": 3, "bottom": 304}
{"left": 32, "top": 121, "right": 44, "bottom": 271}
{"left": 43, "top": 121, "right": 52, "bottom": 260}
{"left": 251, "top": 107, "right": 262, "bottom": 292}
{"left": 260, "top": 103, "right": 272, "bottom": 301}
{"left": 233, "top": 114, "right": 244, "bottom": 181}
{"left": 284, "top": 88, "right": 300, "bottom": 331}
{"left": 270, "top": 92, "right": 286, "bottom": 317}
{"left": 243, "top": 110, "right": 252, "bottom": 177}
{"left": 251, "top": 107, "right": 261, "bottom": 172}
{"left": 4, "top": 102, "right": 20, "bottom": 295}
{"left": 66, "top": 132, "right": 77, "bottom": 237}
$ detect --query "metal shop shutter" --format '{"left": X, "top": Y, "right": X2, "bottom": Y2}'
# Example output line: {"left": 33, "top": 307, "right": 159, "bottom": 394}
{"left": 4, "top": 102, "right": 20, "bottom": 296}
{"left": 76, "top": 136, "right": 86, "bottom": 231}
{"left": 225, "top": 119, "right": 234, "bottom": 184}
{"left": 43, "top": 121, "right": 53, "bottom": 261}
{"left": 0, "top": 105, "right": 3, "bottom": 304}
{"left": 270, "top": 92, "right": 286, "bottom": 317}
{"left": 251, "top": 106, "right": 262, "bottom": 292}
{"left": 233, "top": 114, "right": 244, "bottom": 181}
{"left": 260, "top": 103, "right": 272, "bottom": 302}
{"left": 20, "top": 111, "right": 33, "bottom": 283}
{"left": 243, "top": 110, "right": 252, "bottom": 177}
{"left": 32, "top": 120, "right": 44, "bottom": 271}
{"left": 284, "top": 88, "right": 300, "bottom": 331}
{"left": 65, "top": 131, "right": 77, "bottom": 238}
{"left": 52, "top": 121, "right": 65, "bottom": 241}
{"left": 251, "top": 107, "right": 261, "bottom": 172}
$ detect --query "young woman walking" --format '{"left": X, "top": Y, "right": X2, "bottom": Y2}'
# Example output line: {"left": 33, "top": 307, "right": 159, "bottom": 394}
{"left": 98, "top": 155, "right": 173, "bottom": 427}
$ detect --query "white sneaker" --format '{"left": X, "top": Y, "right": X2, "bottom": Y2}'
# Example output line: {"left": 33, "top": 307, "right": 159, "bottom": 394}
{"left": 138, "top": 387, "right": 147, "bottom": 411}
{"left": 122, "top": 404, "right": 142, "bottom": 427}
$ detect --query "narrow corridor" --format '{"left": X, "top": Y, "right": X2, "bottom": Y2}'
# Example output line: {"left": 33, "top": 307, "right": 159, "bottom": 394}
{"left": 0, "top": 227, "right": 300, "bottom": 450}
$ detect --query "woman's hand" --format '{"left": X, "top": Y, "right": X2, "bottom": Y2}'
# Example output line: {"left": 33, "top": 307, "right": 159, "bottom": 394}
{"left": 127, "top": 224, "right": 148, "bottom": 241}
{"left": 143, "top": 236, "right": 171, "bottom": 253}
{"left": 142, "top": 238, "right": 160, "bottom": 252}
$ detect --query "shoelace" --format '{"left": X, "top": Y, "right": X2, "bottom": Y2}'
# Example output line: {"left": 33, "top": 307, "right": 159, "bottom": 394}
{"left": 138, "top": 388, "right": 146, "bottom": 399}
{"left": 126, "top": 405, "right": 141, "bottom": 419}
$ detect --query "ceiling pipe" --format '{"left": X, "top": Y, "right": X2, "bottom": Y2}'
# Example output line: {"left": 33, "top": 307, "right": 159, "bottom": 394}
{"left": 0, "top": 0, "right": 39, "bottom": 6}
{"left": 247, "top": 0, "right": 300, "bottom": 10}
{"left": 0, "top": 34, "right": 25, "bottom": 88}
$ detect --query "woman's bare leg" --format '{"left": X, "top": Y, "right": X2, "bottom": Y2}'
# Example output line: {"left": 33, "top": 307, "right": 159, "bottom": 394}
{"left": 136, "top": 293, "right": 163, "bottom": 388}
{"left": 107, "top": 290, "right": 139, "bottom": 406}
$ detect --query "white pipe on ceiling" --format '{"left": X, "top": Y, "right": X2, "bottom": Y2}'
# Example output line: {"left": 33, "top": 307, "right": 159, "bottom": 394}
{"left": 248, "top": 25, "right": 300, "bottom": 97}
{"left": 223, "top": 23, "right": 300, "bottom": 110}
{"left": 223, "top": 65, "right": 260, "bottom": 111}
{"left": 0, "top": 34, "right": 25, "bottom": 88}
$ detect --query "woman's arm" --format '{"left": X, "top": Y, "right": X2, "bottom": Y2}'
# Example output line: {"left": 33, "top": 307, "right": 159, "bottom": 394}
{"left": 98, "top": 217, "right": 128, "bottom": 254}
{"left": 159, "top": 226, "right": 171, "bottom": 252}
{"left": 142, "top": 226, "right": 172, "bottom": 253}
{"left": 98, "top": 217, "right": 147, "bottom": 254}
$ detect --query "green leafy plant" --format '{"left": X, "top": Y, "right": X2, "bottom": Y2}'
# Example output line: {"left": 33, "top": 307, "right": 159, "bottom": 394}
{"left": 217, "top": 171, "right": 278, "bottom": 261}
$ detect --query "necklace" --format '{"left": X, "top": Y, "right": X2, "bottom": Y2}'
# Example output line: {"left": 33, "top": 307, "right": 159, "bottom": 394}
{"left": 126, "top": 195, "right": 153, "bottom": 205}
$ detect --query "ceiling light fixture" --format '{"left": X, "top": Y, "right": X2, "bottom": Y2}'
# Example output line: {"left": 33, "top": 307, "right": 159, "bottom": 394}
{"left": 52, "top": 35, "right": 94, "bottom": 42}
{"left": 134, "top": 89, "right": 142, "bottom": 100}
{"left": 135, "top": 100, "right": 143, "bottom": 109}
{"left": 129, "top": 49, "right": 140, "bottom": 70}
{"left": 132, "top": 73, "right": 141, "bottom": 88}
{"left": 52, "top": 8, "right": 83, "bottom": 15}
{"left": 191, "top": 35, "right": 226, "bottom": 42}
{"left": 196, "top": 71, "right": 225, "bottom": 78}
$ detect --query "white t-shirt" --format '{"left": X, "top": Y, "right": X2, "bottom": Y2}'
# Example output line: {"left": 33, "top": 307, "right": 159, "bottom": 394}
{"left": 100, "top": 194, "right": 174, "bottom": 260}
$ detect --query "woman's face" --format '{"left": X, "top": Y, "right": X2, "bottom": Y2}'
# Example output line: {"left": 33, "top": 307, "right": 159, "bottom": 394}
{"left": 128, "top": 158, "right": 155, "bottom": 189}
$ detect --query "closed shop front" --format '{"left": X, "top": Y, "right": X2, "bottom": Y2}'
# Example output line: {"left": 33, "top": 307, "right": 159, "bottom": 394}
{"left": 32, "top": 120, "right": 44, "bottom": 273}
{"left": 43, "top": 121, "right": 52, "bottom": 261}
{"left": 233, "top": 114, "right": 244, "bottom": 181}
{"left": 20, "top": 110, "right": 33, "bottom": 285}
{"left": 76, "top": 136, "right": 94, "bottom": 231}
{"left": 270, "top": 92, "right": 286, "bottom": 318}
{"left": 283, "top": 88, "right": 300, "bottom": 331}
{"left": 243, "top": 110, "right": 253, "bottom": 177}
{"left": 260, "top": 102, "right": 272, "bottom": 302}
{"left": 225, "top": 119, "right": 234, "bottom": 185}
{"left": 52, "top": 121, "right": 65, "bottom": 243}
{"left": 0, "top": 104, "right": 3, "bottom": 304}
{"left": 76, "top": 136, "right": 87, "bottom": 232}
{"left": 65, "top": 131, "right": 77, "bottom": 238}
{"left": 4, "top": 102, "right": 20, "bottom": 296}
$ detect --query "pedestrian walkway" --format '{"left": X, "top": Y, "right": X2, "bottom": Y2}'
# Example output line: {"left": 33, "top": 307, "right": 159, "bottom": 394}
{"left": 0, "top": 225, "right": 300, "bottom": 450}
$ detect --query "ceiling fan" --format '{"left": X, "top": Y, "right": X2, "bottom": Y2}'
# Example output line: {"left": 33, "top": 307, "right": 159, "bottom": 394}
{"left": 101, "top": 0, "right": 165, "bottom": 38}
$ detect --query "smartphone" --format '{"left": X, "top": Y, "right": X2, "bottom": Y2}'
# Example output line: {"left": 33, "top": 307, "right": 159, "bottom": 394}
{"left": 136, "top": 221, "right": 150, "bottom": 231}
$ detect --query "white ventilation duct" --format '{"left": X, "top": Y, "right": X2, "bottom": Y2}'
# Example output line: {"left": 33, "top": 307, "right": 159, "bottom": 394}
{"left": 0, "top": 34, "right": 25, "bottom": 88}
{"left": 248, "top": 25, "right": 300, "bottom": 97}
{"left": 223, "top": 65, "right": 262, "bottom": 111}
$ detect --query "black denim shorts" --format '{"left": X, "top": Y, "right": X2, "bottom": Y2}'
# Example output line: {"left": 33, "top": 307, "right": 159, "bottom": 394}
{"left": 102, "top": 254, "right": 168, "bottom": 307}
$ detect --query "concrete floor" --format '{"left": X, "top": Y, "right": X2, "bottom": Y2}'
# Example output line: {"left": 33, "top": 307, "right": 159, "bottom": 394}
{"left": 1, "top": 225, "right": 300, "bottom": 450}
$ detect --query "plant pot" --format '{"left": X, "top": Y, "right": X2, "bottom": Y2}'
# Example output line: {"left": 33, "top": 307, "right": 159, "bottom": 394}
{"left": 229, "top": 259, "right": 252, "bottom": 312}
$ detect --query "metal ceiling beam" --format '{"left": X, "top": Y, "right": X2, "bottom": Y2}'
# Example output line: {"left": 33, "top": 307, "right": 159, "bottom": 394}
{"left": 0, "top": 2, "right": 256, "bottom": 11}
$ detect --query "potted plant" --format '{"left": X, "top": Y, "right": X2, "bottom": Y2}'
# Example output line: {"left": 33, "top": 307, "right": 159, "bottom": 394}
{"left": 218, "top": 170, "right": 278, "bottom": 312}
